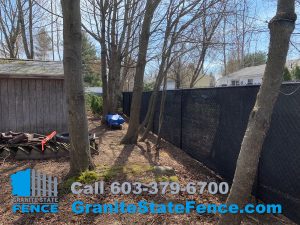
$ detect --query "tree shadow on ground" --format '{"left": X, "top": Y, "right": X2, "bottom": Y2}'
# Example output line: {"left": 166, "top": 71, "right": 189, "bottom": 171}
{"left": 82, "top": 144, "right": 135, "bottom": 224}
{"left": 103, "top": 144, "right": 135, "bottom": 180}
{"left": 136, "top": 142, "right": 159, "bottom": 166}
{"left": 144, "top": 132, "right": 220, "bottom": 180}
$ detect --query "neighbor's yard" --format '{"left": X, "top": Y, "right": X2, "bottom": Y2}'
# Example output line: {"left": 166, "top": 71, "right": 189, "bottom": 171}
{"left": 0, "top": 116, "right": 295, "bottom": 225}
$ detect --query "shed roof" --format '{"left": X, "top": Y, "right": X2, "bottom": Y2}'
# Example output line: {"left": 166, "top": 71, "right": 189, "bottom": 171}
{"left": 0, "top": 59, "right": 64, "bottom": 79}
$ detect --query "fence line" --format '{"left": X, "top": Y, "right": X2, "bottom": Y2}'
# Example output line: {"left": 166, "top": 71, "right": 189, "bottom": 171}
{"left": 123, "top": 83, "right": 300, "bottom": 224}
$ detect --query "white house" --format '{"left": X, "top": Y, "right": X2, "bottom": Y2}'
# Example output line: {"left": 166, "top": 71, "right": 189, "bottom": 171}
{"left": 217, "top": 64, "right": 265, "bottom": 87}
{"left": 216, "top": 59, "right": 300, "bottom": 87}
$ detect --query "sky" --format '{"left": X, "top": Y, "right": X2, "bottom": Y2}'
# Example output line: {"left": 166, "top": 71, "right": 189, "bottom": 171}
{"left": 198, "top": 0, "right": 300, "bottom": 78}
{"left": 83, "top": 0, "right": 300, "bottom": 79}
{"left": 4, "top": 0, "right": 299, "bottom": 79}
{"left": 247, "top": 0, "right": 300, "bottom": 59}
{"left": 144, "top": 0, "right": 283, "bottom": 79}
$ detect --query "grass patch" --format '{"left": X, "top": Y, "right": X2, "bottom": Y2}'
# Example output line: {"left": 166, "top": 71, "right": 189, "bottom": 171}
{"left": 169, "top": 175, "right": 179, "bottom": 182}
{"left": 155, "top": 175, "right": 179, "bottom": 182}
{"left": 59, "top": 170, "right": 100, "bottom": 194}
{"left": 78, "top": 170, "right": 100, "bottom": 183}
{"left": 99, "top": 166, "right": 123, "bottom": 181}
{"left": 96, "top": 164, "right": 155, "bottom": 181}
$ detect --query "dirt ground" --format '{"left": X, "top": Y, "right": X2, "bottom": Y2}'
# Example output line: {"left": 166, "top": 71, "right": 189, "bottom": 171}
{"left": 0, "top": 116, "right": 296, "bottom": 225}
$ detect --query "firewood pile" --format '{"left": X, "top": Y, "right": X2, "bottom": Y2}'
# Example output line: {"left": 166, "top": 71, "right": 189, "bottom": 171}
{"left": 0, "top": 131, "right": 98, "bottom": 160}
{"left": 1, "top": 132, "right": 46, "bottom": 145}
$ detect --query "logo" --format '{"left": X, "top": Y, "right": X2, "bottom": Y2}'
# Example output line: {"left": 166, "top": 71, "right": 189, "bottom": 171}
{"left": 10, "top": 169, "right": 59, "bottom": 213}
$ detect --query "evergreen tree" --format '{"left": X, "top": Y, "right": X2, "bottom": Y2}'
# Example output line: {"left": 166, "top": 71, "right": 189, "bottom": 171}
{"left": 35, "top": 28, "right": 51, "bottom": 60}
{"left": 243, "top": 51, "right": 267, "bottom": 68}
{"left": 291, "top": 65, "right": 300, "bottom": 80}
{"left": 82, "top": 32, "right": 101, "bottom": 86}
{"left": 283, "top": 67, "right": 292, "bottom": 81}
{"left": 224, "top": 51, "right": 267, "bottom": 75}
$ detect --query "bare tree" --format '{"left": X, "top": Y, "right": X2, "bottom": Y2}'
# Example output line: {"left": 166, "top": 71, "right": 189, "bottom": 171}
{"left": 0, "top": 0, "right": 20, "bottom": 58}
{"left": 61, "top": 0, "right": 94, "bottom": 175}
{"left": 121, "top": 0, "right": 161, "bottom": 144}
{"left": 82, "top": 0, "right": 141, "bottom": 115}
{"left": 99, "top": 0, "right": 109, "bottom": 118}
{"left": 220, "top": 0, "right": 258, "bottom": 75}
{"left": 17, "top": 0, "right": 34, "bottom": 59}
{"left": 218, "top": 0, "right": 296, "bottom": 224}
{"left": 140, "top": 0, "right": 226, "bottom": 141}
{"left": 188, "top": 1, "right": 227, "bottom": 88}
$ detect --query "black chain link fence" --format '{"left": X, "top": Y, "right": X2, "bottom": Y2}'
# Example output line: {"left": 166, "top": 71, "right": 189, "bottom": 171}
{"left": 123, "top": 83, "right": 300, "bottom": 224}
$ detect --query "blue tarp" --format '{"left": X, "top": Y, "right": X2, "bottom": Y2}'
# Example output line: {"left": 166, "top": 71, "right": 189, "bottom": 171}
{"left": 105, "top": 114, "right": 125, "bottom": 127}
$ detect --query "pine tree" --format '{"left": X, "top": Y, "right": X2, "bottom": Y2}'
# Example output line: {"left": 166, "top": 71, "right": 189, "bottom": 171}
{"left": 242, "top": 51, "right": 267, "bottom": 68}
{"left": 82, "top": 32, "right": 100, "bottom": 86}
{"left": 35, "top": 28, "right": 51, "bottom": 60}
{"left": 283, "top": 67, "right": 292, "bottom": 81}
{"left": 292, "top": 65, "right": 300, "bottom": 80}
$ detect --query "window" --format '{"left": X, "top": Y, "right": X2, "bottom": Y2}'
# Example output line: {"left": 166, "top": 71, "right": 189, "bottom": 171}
{"left": 247, "top": 79, "right": 254, "bottom": 85}
{"left": 231, "top": 80, "right": 240, "bottom": 86}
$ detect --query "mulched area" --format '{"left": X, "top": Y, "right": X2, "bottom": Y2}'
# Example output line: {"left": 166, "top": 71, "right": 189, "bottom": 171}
{"left": 0, "top": 116, "right": 295, "bottom": 225}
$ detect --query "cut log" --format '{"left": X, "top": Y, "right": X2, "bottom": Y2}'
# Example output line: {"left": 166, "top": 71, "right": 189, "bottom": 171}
{"left": 7, "top": 133, "right": 28, "bottom": 144}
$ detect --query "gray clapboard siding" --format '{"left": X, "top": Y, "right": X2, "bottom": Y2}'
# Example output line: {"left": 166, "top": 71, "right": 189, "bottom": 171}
{"left": 8, "top": 79, "right": 16, "bottom": 131}
{"left": 0, "top": 79, "right": 8, "bottom": 131}
{"left": 0, "top": 78, "right": 67, "bottom": 134}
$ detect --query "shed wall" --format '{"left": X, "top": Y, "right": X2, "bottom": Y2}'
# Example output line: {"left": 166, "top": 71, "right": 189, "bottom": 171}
{"left": 0, "top": 78, "right": 68, "bottom": 134}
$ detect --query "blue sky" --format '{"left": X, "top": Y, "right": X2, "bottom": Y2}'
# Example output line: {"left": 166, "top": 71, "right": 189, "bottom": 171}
{"left": 204, "top": 0, "right": 300, "bottom": 77}
{"left": 144, "top": 0, "right": 285, "bottom": 78}
{"left": 254, "top": 0, "right": 300, "bottom": 58}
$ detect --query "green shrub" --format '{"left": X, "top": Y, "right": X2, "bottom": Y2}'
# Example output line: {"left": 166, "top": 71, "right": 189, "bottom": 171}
{"left": 78, "top": 170, "right": 100, "bottom": 184}
{"left": 84, "top": 73, "right": 102, "bottom": 86}
{"left": 291, "top": 65, "right": 300, "bottom": 80}
{"left": 86, "top": 94, "right": 103, "bottom": 115}
{"left": 283, "top": 67, "right": 292, "bottom": 81}
{"left": 60, "top": 171, "right": 100, "bottom": 194}
{"left": 91, "top": 95, "right": 103, "bottom": 115}
{"left": 85, "top": 94, "right": 92, "bottom": 108}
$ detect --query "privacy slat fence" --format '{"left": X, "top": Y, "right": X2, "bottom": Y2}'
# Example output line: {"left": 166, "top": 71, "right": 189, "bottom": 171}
{"left": 123, "top": 83, "right": 300, "bottom": 224}
{"left": 0, "top": 78, "right": 67, "bottom": 134}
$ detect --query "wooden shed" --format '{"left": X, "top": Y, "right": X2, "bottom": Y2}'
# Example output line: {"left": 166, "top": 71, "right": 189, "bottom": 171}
{"left": 0, "top": 60, "right": 67, "bottom": 134}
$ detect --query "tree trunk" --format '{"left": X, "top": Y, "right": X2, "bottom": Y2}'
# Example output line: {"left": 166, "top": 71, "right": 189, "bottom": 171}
{"left": 121, "top": 0, "right": 161, "bottom": 144}
{"left": 155, "top": 74, "right": 168, "bottom": 148}
{"left": 17, "top": 0, "right": 34, "bottom": 59}
{"left": 29, "top": 0, "right": 34, "bottom": 58}
{"left": 100, "top": 0, "right": 109, "bottom": 121}
{"left": 61, "top": 0, "right": 94, "bottom": 176}
{"left": 218, "top": 1, "right": 296, "bottom": 224}
{"left": 100, "top": 36, "right": 109, "bottom": 118}
{"left": 108, "top": 0, "right": 118, "bottom": 113}
{"left": 17, "top": 0, "right": 30, "bottom": 59}
{"left": 51, "top": 0, "right": 55, "bottom": 60}
{"left": 139, "top": 61, "right": 167, "bottom": 141}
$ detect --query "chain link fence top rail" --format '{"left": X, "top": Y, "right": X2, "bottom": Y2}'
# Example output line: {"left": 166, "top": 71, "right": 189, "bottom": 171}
{"left": 123, "top": 83, "right": 300, "bottom": 224}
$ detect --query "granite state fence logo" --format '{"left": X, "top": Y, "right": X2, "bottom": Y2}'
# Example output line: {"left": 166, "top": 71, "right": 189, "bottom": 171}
{"left": 10, "top": 169, "right": 59, "bottom": 213}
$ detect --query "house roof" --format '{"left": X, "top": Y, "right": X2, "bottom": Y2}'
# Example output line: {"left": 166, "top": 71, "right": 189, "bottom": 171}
{"left": 217, "top": 59, "right": 300, "bottom": 84}
{"left": 221, "top": 64, "right": 265, "bottom": 81}
{"left": 0, "top": 59, "right": 64, "bottom": 79}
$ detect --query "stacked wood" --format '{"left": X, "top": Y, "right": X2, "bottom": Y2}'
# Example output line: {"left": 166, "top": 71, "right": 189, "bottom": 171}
{"left": 0, "top": 131, "right": 99, "bottom": 160}
{"left": 0, "top": 132, "right": 44, "bottom": 145}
